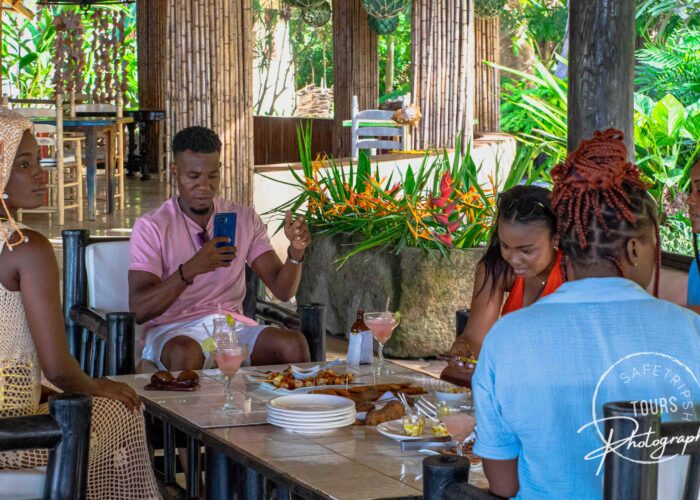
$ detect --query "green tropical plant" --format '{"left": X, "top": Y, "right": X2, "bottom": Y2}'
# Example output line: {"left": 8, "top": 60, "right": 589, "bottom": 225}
{"left": 265, "top": 125, "right": 537, "bottom": 266}
{"left": 635, "top": 26, "right": 700, "bottom": 106}
{"left": 2, "top": 4, "right": 138, "bottom": 105}
{"left": 498, "top": 59, "right": 700, "bottom": 254}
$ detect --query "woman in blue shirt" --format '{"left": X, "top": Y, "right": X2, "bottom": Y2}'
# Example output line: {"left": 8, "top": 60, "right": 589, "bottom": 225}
{"left": 473, "top": 130, "right": 700, "bottom": 499}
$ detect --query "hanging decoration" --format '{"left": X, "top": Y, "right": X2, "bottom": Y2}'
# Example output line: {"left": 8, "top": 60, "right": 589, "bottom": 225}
{"left": 367, "top": 14, "right": 399, "bottom": 34}
{"left": 52, "top": 10, "right": 85, "bottom": 94}
{"left": 474, "top": 0, "right": 507, "bottom": 18}
{"left": 361, "top": 0, "right": 404, "bottom": 20}
{"left": 301, "top": 1, "right": 331, "bottom": 27}
{"left": 282, "top": 0, "right": 324, "bottom": 8}
{"left": 89, "top": 9, "right": 127, "bottom": 102}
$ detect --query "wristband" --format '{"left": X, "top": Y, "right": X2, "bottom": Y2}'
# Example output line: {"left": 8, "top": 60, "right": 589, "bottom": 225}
{"left": 178, "top": 264, "right": 193, "bottom": 285}
{"left": 287, "top": 247, "right": 304, "bottom": 265}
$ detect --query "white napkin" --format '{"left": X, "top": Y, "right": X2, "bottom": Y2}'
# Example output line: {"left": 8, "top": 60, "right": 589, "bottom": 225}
{"left": 347, "top": 332, "right": 363, "bottom": 366}
{"left": 359, "top": 330, "right": 373, "bottom": 364}
{"left": 356, "top": 391, "right": 396, "bottom": 420}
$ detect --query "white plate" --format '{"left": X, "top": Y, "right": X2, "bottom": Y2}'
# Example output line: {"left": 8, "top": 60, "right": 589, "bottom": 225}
{"left": 267, "top": 415, "right": 356, "bottom": 430}
{"left": 267, "top": 410, "right": 356, "bottom": 425}
{"left": 267, "top": 394, "right": 355, "bottom": 415}
{"left": 376, "top": 419, "right": 431, "bottom": 441}
{"left": 247, "top": 376, "right": 352, "bottom": 395}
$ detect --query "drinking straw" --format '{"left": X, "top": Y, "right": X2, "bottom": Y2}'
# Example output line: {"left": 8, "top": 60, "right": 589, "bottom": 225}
{"left": 218, "top": 303, "right": 223, "bottom": 318}
{"left": 385, "top": 296, "right": 390, "bottom": 312}
{"left": 202, "top": 323, "right": 212, "bottom": 337}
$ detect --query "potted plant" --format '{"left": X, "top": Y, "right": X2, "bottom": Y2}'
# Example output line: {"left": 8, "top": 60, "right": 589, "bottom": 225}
{"left": 266, "top": 125, "right": 529, "bottom": 357}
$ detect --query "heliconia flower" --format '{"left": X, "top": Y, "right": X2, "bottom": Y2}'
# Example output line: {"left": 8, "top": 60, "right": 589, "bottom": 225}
{"left": 435, "top": 213, "right": 450, "bottom": 226}
{"left": 430, "top": 195, "right": 448, "bottom": 208}
{"left": 440, "top": 172, "right": 454, "bottom": 198}
{"left": 447, "top": 219, "right": 460, "bottom": 233}
{"left": 444, "top": 200, "right": 458, "bottom": 216}
{"left": 388, "top": 183, "right": 401, "bottom": 196}
{"left": 436, "top": 232, "right": 453, "bottom": 247}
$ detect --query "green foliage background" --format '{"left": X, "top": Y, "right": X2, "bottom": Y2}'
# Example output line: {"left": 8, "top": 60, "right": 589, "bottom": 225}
{"left": 2, "top": 0, "right": 138, "bottom": 105}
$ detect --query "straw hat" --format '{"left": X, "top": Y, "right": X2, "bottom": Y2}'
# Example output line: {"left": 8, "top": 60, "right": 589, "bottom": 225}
{"left": 0, "top": 108, "right": 33, "bottom": 251}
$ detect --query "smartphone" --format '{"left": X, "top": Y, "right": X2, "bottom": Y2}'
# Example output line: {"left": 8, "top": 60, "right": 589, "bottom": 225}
{"left": 213, "top": 212, "right": 237, "bottom": 260}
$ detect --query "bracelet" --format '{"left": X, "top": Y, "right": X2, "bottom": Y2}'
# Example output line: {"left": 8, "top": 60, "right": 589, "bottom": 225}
{"left": 178, "top": 264, "right": 193, "bottom": 285}
{"left": 287, "top": 247, "right": 304, "bottom": 265}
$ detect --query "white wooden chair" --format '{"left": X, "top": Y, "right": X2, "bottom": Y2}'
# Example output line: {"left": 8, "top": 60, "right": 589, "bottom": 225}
{"left": 351, "top": 95, "right": 407, "bottom": 159}
{"left": 9, "top": 94, "right": 84, "bottom": 225}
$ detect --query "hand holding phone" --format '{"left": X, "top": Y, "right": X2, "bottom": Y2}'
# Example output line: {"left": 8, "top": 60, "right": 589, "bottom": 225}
{"left": 213, "top": 212, "right": 237, "bottom": 262}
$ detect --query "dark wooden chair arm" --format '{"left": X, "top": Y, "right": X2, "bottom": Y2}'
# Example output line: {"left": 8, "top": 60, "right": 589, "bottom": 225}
{"left": 444, "top": 483, "right": 505, "bottom": 500}
{"left": 68, "top": 305, "right": 135, "bottom": 377}
{"left": 0, "top": 394, "right": 92, "bottom": 499}
{"left": 424, "top": 455, "right": 502, "bottom": 500}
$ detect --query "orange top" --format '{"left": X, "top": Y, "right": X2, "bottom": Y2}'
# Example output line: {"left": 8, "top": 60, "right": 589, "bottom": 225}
{"left": 501, "top": 250, "right": 564, "bottom": 316}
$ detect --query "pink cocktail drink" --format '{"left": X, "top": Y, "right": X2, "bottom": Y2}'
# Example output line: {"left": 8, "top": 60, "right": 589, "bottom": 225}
{"left": 443, "top": 411, "right": 476, "bottom": 456}
{"left": 365, "top": 317, "right": 398, "bottom": 343}
{"left": 364, "top": 312, "right": 400, "bottom": 374}
{"left": 214, "top": 343, "right": 247, "bottom": 414}
{"left": 214, "top": 347, "right": 246, "bottom": 377}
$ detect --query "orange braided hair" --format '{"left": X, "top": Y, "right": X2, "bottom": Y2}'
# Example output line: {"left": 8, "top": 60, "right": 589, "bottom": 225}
{"left": 550, "top": 129, "right": 660, "bottom": 296}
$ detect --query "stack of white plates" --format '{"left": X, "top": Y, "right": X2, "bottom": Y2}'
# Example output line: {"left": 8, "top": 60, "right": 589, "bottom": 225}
{"left": 266, "top": 394, "right": 356, "bottom": 434}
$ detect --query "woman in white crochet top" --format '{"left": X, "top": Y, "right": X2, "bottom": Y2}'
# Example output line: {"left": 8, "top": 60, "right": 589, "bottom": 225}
{"left": 0, "top": 110, "right": 160, "bottom": 499}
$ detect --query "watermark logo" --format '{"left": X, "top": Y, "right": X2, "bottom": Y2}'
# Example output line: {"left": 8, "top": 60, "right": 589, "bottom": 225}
{"left": 577, "top": 352, "right": 700, "bottom": 476}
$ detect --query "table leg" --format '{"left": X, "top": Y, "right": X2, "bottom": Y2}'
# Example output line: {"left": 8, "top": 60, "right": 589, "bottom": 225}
{"left": 205, "top": 447, "right": 234, "bottom": 500}
{"left": 106, "top": 128, "right": 115, "bottom": 214}
{"left": 245, "top": 467, "right": 261, "bottom": 500}
{"left": 186, "top": 436, "right": 201, "bottom": 498}
{"left": 126, "top": 122, "right": 138, "bottom": 178}
{"left": 139, "top": 121, "right": 152, "bottom": 181}
{"left": 163, "top": 423, "right": 176, "bottom": 484}
{"left": 85, "top": 129, "right": 97, "bottom": 221}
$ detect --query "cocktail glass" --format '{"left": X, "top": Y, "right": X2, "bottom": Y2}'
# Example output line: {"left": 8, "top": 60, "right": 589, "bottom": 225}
{"left": 364, "top": 311, "right": 400, "bottom": 374}
{"left": 442, "top": 408, "right": 476, "bottom": 456}
{"left": 213, "top": 340, "right": 248, "bottom": 414}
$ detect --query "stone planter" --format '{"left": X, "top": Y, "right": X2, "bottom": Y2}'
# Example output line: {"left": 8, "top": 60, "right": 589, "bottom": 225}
{"left": 296, "top": 234, "right": 484, "bottom": 358}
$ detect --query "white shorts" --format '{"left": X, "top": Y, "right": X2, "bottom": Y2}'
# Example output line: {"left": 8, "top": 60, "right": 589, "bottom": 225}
{"left": 141, "top": 314, "right": 267, "bottom": 371}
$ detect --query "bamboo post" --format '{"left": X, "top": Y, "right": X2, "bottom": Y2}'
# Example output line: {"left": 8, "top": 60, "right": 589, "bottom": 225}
{"left": 474, "top": 17, "right": 500, "bottom": 132}
{"left": 411, "top": 0, "right": 474, "bottom": 149}
{"left": 56, "top": 93, "right": 65, "bottom": 226}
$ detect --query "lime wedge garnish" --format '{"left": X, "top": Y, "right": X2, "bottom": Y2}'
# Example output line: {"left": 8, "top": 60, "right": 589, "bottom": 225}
{"left": 226, "top": 314, "right": 236, "bottom": 327}
{"left": 201, "top": 338, "right": 217, "bottom": 353}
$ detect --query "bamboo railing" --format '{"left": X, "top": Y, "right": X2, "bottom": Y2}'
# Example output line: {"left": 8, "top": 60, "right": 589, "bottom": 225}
{"left": 411, "top": 0, "right": 475, "bottom": 149}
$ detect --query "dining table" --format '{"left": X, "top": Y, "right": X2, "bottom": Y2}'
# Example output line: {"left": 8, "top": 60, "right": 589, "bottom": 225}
{"left": 30, "top": 115, "right": 134, "bottom": 221}
{"left": 111, "top": 361, "right": 488, "bottom": 500}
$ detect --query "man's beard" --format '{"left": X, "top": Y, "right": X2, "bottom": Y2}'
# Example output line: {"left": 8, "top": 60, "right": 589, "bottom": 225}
{"left": 191, "top": 205, "right": 212, "bottom": 216}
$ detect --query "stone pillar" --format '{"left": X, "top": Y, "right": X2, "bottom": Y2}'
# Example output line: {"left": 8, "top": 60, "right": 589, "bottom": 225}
{"left": 568, "top": 0, "right": 635, "bottom": 158}
{"left": 332, "top": 0, "right": 379, "bottom": 157}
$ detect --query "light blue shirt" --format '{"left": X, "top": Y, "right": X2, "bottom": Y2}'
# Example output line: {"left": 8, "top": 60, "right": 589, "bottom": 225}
{"left": 473, "top": 278, "right": 700, "bottom": 500}
{"left": 688, "top": 258, "right": 700, "bottom": 305}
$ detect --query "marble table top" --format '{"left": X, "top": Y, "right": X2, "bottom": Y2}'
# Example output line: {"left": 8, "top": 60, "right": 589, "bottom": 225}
{"left": 111, "top": 362, "right": 489, "bottom": 499}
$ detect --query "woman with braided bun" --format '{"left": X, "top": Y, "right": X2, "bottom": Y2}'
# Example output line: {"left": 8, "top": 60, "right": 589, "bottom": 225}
{"left": 0, "top": 110, "right": 159, "bottom": 499}
{"left": 472, "top": 129, "right": 700, "bottom": 499}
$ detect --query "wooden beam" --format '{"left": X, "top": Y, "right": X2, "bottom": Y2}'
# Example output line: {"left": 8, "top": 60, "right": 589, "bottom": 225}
{"left": 568, "top": 0, "right": 635, "bottom": 158}
{"left": 2, "top": 0, "right": 33, "bottom": 20}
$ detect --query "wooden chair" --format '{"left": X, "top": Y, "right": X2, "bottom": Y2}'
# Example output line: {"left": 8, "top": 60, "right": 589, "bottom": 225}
{"left": 9, "top": 94, "right": 84, "bottom": 226}
{"left": 351, "top": 94, "right": 407, "bottom": 159}
{"left": 61, "top": 228, "right": 327, "bottom": 497}
{"left": 0, "top": 394, "right": 92, "bottom": 499}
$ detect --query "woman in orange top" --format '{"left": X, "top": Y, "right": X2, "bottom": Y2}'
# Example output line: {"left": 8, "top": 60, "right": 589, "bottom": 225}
{"left": 441, "top": 185, "right": 563, "bottom": 385}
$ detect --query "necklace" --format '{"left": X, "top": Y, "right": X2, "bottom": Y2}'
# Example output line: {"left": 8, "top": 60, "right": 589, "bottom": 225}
{"left": 177, "top": 198, "right": 207, "bottom": 256}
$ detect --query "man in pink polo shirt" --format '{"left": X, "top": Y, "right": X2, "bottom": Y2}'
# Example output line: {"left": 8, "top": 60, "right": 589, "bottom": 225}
{"left": 128, "top": 126, "right": 311, "bottom": 370}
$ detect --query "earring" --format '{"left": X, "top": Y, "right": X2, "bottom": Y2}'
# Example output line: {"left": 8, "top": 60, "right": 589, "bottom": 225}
{"left": 634, "top": 262, "right": 639, "bottom": 267}
{"left": 553, "top": 246, "right": 558, "bottom": 251}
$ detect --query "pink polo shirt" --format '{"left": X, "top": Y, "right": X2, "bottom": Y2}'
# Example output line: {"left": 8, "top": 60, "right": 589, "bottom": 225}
{"left": 129, "top": 197, "right": 274, "bottom": 338}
